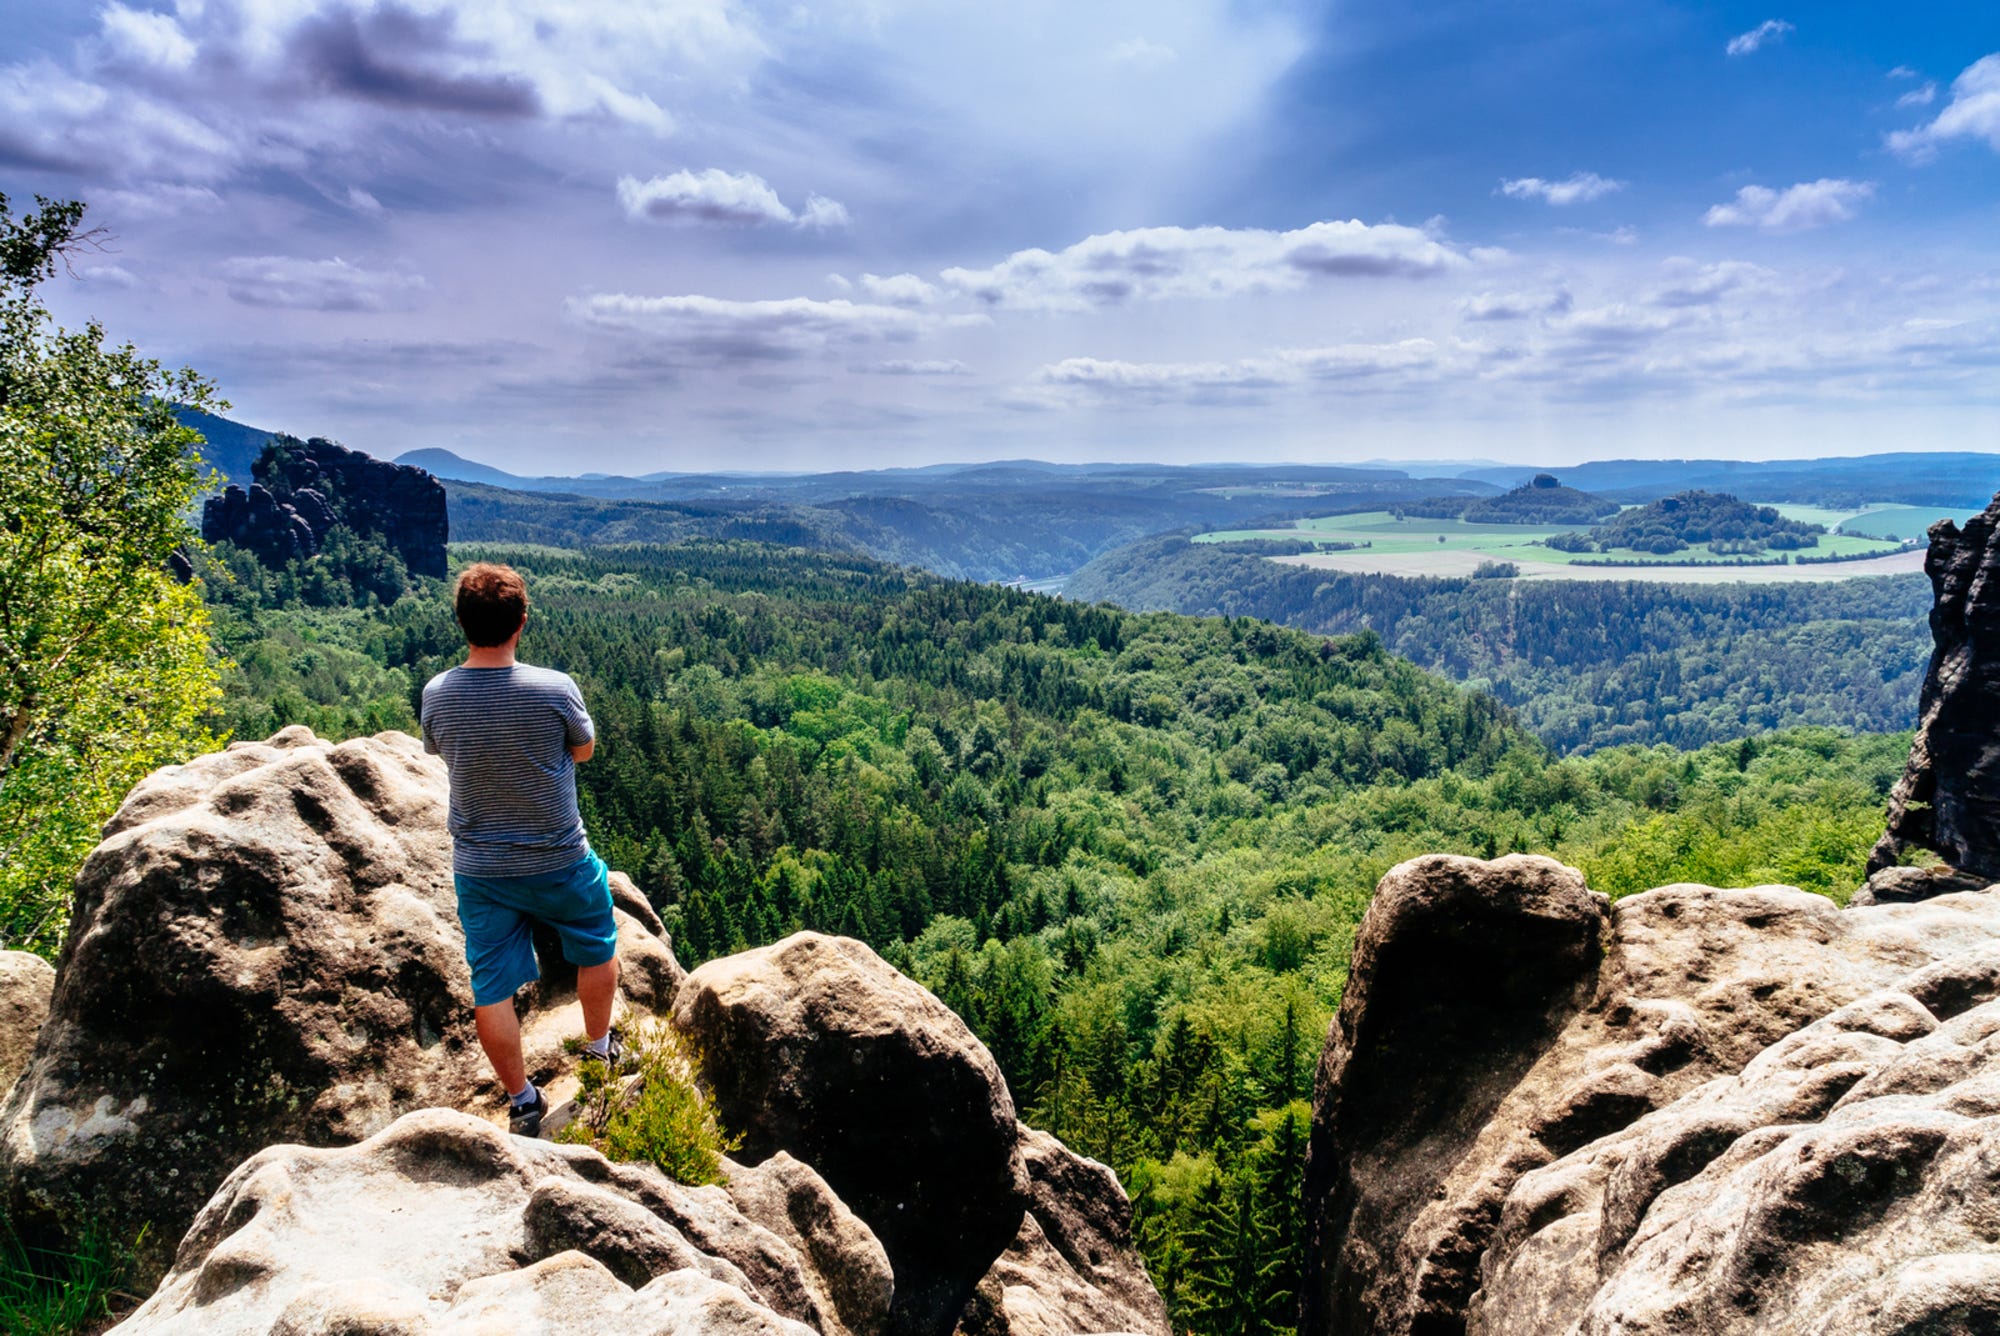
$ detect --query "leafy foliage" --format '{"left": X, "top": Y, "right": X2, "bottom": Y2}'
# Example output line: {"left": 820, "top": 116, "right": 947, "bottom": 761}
{"left": 0, "top": 195, "right": 223, "bottom": 956}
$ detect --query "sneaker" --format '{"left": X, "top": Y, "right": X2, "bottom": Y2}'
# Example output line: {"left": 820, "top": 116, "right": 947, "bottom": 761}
{"left": 581, "top": 1027, "right": 629, "bottom": 1073}
{"left": 509, "top": 1087, "right": 548, "bottom": 1139}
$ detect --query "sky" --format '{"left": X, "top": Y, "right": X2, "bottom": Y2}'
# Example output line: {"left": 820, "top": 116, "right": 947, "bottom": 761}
{"left": 5, "top": 0, "right": 1999, "bottom": 474}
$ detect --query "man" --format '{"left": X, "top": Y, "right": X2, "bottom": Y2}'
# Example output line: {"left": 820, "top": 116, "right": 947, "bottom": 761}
{"left": 421, "top": 562, "right": 620, "bottom": 1137}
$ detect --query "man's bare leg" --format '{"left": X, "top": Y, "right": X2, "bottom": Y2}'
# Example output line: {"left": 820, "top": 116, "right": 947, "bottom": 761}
{"left": 577, "top": 955, "right": 620, "bottom": 1043}
{"left": 474, "top": 998, "right": 529, "bottom": 1096}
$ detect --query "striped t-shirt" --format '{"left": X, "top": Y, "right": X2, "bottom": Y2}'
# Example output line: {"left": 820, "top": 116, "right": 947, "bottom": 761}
{"left": 420, "top": 663, "right": 596, "bottom": 876}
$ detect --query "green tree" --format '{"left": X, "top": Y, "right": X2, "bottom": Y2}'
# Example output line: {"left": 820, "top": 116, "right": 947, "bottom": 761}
{"left": 0, "top": 196, "right": 224, "bottom": 955}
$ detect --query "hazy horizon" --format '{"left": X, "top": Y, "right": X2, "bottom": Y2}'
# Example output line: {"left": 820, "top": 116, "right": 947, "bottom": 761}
{"left": 7, "top": 1, "right": 1998, "bottom": 474}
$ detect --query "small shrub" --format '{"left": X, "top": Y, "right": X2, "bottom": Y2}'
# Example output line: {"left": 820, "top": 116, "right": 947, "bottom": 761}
{"left": 1471, "top": 561, "right": 1519, "bottom": 579}
{"left": 556, "top": 1019, "right": 740, "bottom": 1185}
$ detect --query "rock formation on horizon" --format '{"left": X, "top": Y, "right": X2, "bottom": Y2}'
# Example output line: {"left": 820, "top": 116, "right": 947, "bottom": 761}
{"left": 1303, "top": 852, "right": 2000, "bottom": 1336}
{"left": 1870, "top": 487, "right": 2000, "bottom": 885}
{"left": 0, "top": 726, "right": 1162, "bottom": 1336}
{"left": 201, "top": 435, "right": 448, "bottom": 578}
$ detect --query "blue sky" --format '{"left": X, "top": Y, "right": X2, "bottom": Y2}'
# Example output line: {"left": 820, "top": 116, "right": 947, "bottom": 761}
{"left": 4, "top": 0, "right": 1997, "bottom": 473}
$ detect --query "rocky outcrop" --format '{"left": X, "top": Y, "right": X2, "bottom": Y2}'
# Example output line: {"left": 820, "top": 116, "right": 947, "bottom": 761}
{"left": 1871, "top": 490, "right": 2000, "bottom": 884}
{"left": 1302, "top": 855, "right": 1611, "bottom": 1336}
{"left": 202, "top": 435, "right": 448, "bottom": 578}
{"left": 1303, "top": 854, "right": 2000, "bottom": 1336}
{"left": 956, "top": 1127, "right": 1170, "bottom": 1336}
{"left": 5, "top": 728, "right": 1162, "bottom": 1335}
{"left": 0, "top": 726, "right": 678, "bottom": 1267}
{"left": 675, "top": 932, "right": 1032, "bottom": 1336}
{"left": 114, "top": 1107, "right": 889, "bottom": 1335}
{"left": 0, "top": 950, "right": 54, "bottom": 1093}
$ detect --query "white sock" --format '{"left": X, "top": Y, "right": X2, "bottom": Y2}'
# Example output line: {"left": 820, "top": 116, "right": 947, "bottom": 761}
{"left": 509, "top": 1081, "right": 538, "bottom": 1108}
{"left": 583, "top": 1032, "right": 612, "bottom": 1058}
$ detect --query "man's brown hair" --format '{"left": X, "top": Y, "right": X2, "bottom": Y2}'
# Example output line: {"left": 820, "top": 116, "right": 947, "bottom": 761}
{"left": 455, "top": 563, "right": 529, "bottom": 647}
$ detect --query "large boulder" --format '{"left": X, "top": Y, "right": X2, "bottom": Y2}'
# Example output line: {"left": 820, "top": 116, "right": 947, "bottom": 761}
{"left": 1302, "top": 854, "right": 1610, "bottom": 1336}
{"left": 0, "top": 950, "right": 55, "bottom": 1093}
{"left": 1302, "top": 854, "right": 2000, "bottom": 1336}
{"left": 113, "top": 1107, "right": 888, "bottom": 1336}
{"left": 674, "top": 933, "right": 1031, "bottom": 1336}
{"left": 956, "top": 1126, "right": 1169, "bottom": 1336}
{"left": 0, "top": 726, "right": 678, "bottom": 1269}
{"left": 1872, "top": 489, "right": 2000, "bottom": 883}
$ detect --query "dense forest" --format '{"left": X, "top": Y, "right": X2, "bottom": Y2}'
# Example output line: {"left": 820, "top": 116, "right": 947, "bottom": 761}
{"left": 200, "top": 536, "right": 1909, "bottom": 1334}
{"left": 1064, "top": 534, "right": 1931, "bottom": 753}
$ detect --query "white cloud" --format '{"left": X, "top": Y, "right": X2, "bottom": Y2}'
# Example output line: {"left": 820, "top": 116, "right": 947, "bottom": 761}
{"left": 1647, "top": 259, "right": 1774, "bottom": 308}
{"left": 797, "top": 195, "right": 851, "bottom": 230}
{"left": 1888, "top": 54, "right": 2000, "bottom": 161}
{"left": 1107, "top": 38, "right": 1178, "bottom": 68}
{"left": 79, "top": 264, "right": 139, "bottom": 288}
{"left": 1462, "top": 289, "right": 1573, "bottom": 321}
{"left": 1889, "top": 65, "right": 1920, "bottom": 80}
{"left": 567, "top": 293, "right": 986, "bottom": 361}
{"left": 866, "top": 359, "right": 971, "bottom": 376}
{"left": 99, "top": 3, "right": 198, "bottom": 71}
{"left": 1038, "top": 340, "right": 1440, "bottom": 402}
{"left": 1897, "top": 82, "right": 1938, "bottom": 109}
{"left": 617, "top": 170, "right": 847, "bottom": 229}
{"left": 1726, "top": 20, "right": 1794, "bottom": 57}
{"left": 1702, "top": 179, "right": 1873, "bottom": 232}
{"left": 345, "top": 187, "right": 385, "bottom": 215}
{"left": 858, "top": 273, "right": 942, "bottom": 306}
{"left": 1498, "top": 172, "right": 1625, "bottom": 206}
{"left": 219, "top": 256, "right": 430, "bottom": 311}
{"left": 1548, "top": 304, "right": 1684, "bottom": 344}
{"left": 939, "top": 220, "right": 1472, "bottom": 311}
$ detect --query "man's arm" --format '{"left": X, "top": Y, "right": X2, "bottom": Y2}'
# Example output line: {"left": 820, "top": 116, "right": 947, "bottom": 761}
{"left": 571, "top": 739, "right": 595, "bottom": 763}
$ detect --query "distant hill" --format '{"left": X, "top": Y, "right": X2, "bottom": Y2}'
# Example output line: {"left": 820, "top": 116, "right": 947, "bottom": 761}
{"left": 1398, "top": 474, "right": 1618, "bottom": 525}
{"left": 175, "top": 407, "right": 282, "bottom": 486}
{"left": 1464, "top": 454, "right": 2000, "bottom": 510}
{"left": 395, "top": 448, "right": 534, "bottom": 489}
{"left": 1553, "top": 490, "right": 1823, "bottom": 556}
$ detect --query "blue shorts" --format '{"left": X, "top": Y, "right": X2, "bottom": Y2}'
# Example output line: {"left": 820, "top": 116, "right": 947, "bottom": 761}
{"left": 454, "top": 850, "right": 619, "bottom": 1007}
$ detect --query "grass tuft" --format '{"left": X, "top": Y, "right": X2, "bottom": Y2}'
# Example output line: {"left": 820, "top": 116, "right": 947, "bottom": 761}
{"left": 0, "top": 1222, "right": 147, "bottom": 1336}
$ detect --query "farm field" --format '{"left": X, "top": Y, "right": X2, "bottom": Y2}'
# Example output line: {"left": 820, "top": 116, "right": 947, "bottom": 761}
{"left": 1194, "top": 509, "right": 1924, "bottom": 582}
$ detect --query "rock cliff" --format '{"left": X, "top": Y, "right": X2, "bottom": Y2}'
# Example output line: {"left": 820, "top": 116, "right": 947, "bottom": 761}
{"left": 1871, "top": 488, "right": 2000, "bottom": 884}
{"left": 1303, "top": 852, "right": 2000, "bottom": 1336}
{"left": 0, "top": 727, "right": 1160, "bottom": 1336}
{"left": 201, "top": 435, "right": 448, "bottom": 578}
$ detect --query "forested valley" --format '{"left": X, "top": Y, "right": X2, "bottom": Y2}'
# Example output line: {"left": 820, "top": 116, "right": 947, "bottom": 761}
{"left": 194, "top": 536, "right": 1907, "bottom": 1334}
{"left": 1067, "top": 534, "right": 1932, "bottom": 752}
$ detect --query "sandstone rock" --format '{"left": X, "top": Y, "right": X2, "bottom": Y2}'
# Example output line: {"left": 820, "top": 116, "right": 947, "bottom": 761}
{"left": 1302, "top": 854, "right": 1610, "bottom": 1336}
{"left": 1872, "top": 489, "right": 2000, "bottom": 883}
{"left": 113, "top": 1107, "right": 862, "bottom": 1335}
{"left": 0, "top": 950, "right": 55, "bottom": 1093}
{"left": 1473, "top": 943, "right": 2000, "bottom": 1335}
{"left": 728, "top": 1151, "right": 896, "bottom": 1336}
{"left": 0, "top": 726, "right": 678, "bottom": 1269}
{"left": 955, "top": 1126, "right": 1168, "bottom": 1336}
{"left": 675, "top": 932, "right": 1029, "bottom": 1336}
{"left": 1851, "top": 862, "right": 1993, "bottom": 906}
{"left": 202, "top": 435, "right": 448, "bottom": 578}
{"left": 1303, "top": 852, "right": 2000, "bottom": 1336}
